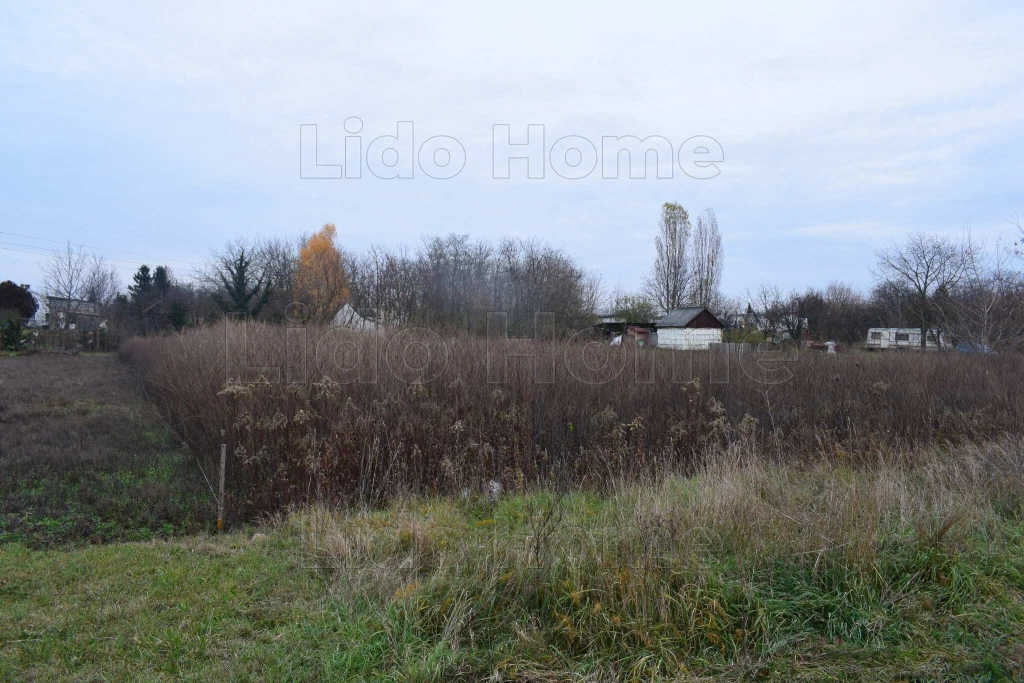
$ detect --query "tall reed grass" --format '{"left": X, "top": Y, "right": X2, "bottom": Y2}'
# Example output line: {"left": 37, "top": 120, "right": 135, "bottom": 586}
{"left": 120, "top": 322, "right": 1024, "bottom": 519}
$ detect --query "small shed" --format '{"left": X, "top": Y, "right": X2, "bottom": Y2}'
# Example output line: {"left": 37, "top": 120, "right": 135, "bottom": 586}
{"left": 656, "top": 306, "right": 724, "bottom": 350}
{"left": 591, "top": 312, "right": 656, "bottom": 342}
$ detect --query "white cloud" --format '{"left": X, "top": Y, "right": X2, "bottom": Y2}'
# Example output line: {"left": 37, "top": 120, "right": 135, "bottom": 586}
{"left": 0, "top": 1, "right": 1022, "bottom": 295}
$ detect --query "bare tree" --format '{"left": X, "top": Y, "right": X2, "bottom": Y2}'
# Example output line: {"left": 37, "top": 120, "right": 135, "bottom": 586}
{"left": 941, "top": 232, "right": 1024, "bottom": 351}
{"left": 490, "top": 237, "right": 593, "bottom": 334}
{"left": 41, "top": 241, "right": 89, "bottom": 347}
{"left": 350, "top": 244, "right": 421, "bottom": 325}
{"left": 644, "top": 202, "right": 691, "bottom": 313}
{"left": 257, "top": 236, "right": 298, "bottom": 320}
{"left": 82, "top": 255, "right": 122, "bottom": 317}
{"left": 869, "top": 280, "right": 913, "bottom": 328}
{"left": 873, "top": 232, "right": 969, "bottom": 349}
{"left": 713, "top": 295, "right": 743, "bottom": 328}
{"left": 745, "top": 282, "right": 794, "bottom": 341}
{"left": 1013, "top": 211, "right": 1023, "bottom": 258}
{"left": 580, "top": 271, "right": 603, "bottom": 316}
{"left": 688, "top": 207, "right": 723, "bottom": 308}
{"left": 822, "top": 281, "right": 871, "bottom": 344}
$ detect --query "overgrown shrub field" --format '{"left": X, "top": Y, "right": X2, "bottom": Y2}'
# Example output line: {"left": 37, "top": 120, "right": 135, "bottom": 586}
{"left": 120, "top": 322, "right": 1024, "bottom": 520}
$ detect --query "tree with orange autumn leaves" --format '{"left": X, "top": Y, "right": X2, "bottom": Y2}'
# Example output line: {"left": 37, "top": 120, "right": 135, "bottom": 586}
{"left": 296, "top": 223, "right": 349, "bottom": 323}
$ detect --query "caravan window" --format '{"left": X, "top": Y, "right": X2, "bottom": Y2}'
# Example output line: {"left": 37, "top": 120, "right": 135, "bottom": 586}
{"left": 895, "top": 332, "right": 909, "bottom": 341}
{"left": 870, "top": 332, "right": 882, "bottom": 340}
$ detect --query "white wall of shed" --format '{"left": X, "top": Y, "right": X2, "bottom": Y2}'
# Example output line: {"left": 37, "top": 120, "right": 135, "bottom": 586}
{"left": 657, "top": 327, "right": 722, "bottom": 350}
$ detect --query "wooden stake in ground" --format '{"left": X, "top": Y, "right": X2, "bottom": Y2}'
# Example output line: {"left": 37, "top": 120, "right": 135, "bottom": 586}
{"left": 217, "top": 443, "right": 226, "bottom": 532}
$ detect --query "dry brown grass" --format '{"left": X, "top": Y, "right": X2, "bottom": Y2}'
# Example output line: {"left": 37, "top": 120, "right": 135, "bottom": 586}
{"left": 120, "top": 322, "right": 1024, "bottom": 519}
{"left": 298, "top": 438, "right": 1024, "bottom": 591}
{"left": 4, "top": 440, "right": 1022, "bottom": 679}
{"left": 1, "top": 353, "right": 145, "bottom": 464}
{"left": 285, "top": 439, "right": 1024, "bottom": 679}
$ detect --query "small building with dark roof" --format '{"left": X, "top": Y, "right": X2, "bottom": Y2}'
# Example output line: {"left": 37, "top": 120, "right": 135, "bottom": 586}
{"left": 655, "top": 306, "right": 724, "bottom": 350}
{"left": 590, "top": 312, "right": 656, "bottom": 342}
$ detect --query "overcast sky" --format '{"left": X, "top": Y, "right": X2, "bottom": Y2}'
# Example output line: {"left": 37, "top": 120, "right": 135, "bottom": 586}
{"left": 2, "top": 1, "right": 1022, "bottom": 299}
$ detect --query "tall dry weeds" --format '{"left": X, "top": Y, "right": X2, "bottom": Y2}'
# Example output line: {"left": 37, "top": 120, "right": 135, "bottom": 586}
{"left": 120, "top": 322, "right": 1024, "bottom": 520}
{"left": 288, "top": 440, "right": 1024, "bottom": 675}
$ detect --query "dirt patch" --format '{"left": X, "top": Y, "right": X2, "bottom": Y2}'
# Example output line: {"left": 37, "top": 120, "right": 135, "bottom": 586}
{"left": 0, "top": 353, "right": 211, "bottom": 547}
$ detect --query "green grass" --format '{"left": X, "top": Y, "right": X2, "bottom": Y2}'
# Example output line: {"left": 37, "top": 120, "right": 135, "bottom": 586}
{"left": 1, "top": 437, "right": 212, "bottom": 547}
{"left": 4, "top": 477, "right": 1024, "bottom": 681}
{"left": 0, "top": 533, "right": 332, "bottom": 682}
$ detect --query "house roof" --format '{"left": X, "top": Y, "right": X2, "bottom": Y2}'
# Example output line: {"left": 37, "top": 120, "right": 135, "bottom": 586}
{"left": 332, "top": 303, "right": 375, "bottom": 329}
{"left": 657, "top": 306, "right": 722, "bottom": 328}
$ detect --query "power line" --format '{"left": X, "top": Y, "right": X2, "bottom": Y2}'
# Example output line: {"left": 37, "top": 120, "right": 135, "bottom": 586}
{"left": 0, "top": 229, "right": 199, "bottom": 268}
{"left": 1, "top": 245, "right": 59, "bottom": 258}
{"left": 0, "top": 242, "right": 205, "bottom": 276}
{"left": 0, "top": 239, "right": 155, "bottom": 266}
{"left": 0, "top": 210, "right": 210, "bottom": 251}
{"left": 0, "top": 245, "right": 148, "bottom": 274}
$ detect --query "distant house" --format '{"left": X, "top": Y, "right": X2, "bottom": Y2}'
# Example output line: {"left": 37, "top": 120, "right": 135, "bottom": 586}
{"left": 656, "top": 306, "right": 724, "bottom": 350}
{"left": 45, "top": 297, "right": 100, "bottom": 329}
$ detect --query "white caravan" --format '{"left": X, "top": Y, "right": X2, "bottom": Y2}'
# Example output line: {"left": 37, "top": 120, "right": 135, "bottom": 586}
{"left": 866, "top": 328, "right": 947, "bottom": 351}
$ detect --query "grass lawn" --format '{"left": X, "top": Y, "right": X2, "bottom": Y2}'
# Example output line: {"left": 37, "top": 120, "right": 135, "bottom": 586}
{"left": 0, "top": 532, "right": 335, "bottom": 681}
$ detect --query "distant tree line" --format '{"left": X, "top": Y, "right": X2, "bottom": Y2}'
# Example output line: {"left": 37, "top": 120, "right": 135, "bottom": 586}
{"left": 25, "top": 205, "right": 1024, "bottom": 351}
{"left": 728, "top": 226, "right": 1024, "bottom": 349}
{"left": 872, "top": 227, "right": 1024, "bottom": 350}
{"left": 33, "top": 224, "right": 602, "bottom": 343}
{"left": 611, "top": 206, "right": 1024, "bottom": 351}
{"left": 347, "top": 234, "right": 600, "bottom": 335}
